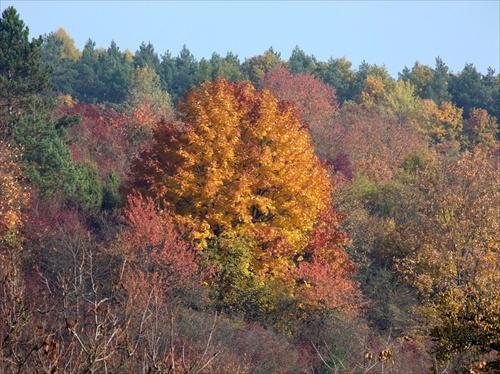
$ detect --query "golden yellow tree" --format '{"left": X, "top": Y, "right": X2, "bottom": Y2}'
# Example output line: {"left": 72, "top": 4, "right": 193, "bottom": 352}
{"left": 53, "top": 27, "right": 80, "bottom": 60}
{"left": 359, "top": 75, "right": 386, "bottom": 107}
{"left": 131, "top": 78, "right": 359, "bottom": 318}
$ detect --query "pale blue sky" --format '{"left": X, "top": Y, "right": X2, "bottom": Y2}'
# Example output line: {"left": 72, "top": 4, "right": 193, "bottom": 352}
{"left": 2, "top": 1, "right": 499, "bottom": 77}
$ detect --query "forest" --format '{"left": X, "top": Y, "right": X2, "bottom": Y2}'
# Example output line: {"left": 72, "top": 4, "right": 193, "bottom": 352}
{"left": 0, "top": 6, "right": 499, "bottom": 373}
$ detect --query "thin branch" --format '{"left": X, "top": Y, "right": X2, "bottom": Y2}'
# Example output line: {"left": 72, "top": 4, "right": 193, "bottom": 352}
{"left": 311, "top": 340, "right": 333, "bottom": 371}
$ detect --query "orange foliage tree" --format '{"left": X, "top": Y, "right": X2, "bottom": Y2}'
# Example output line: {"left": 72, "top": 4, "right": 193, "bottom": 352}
{"left": 130, "top": 78, "right": 360, "bottom": 319}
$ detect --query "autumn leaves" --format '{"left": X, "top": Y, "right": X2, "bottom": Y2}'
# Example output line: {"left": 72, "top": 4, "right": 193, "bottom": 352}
{"left": 130, "top": 78, "right": 360, "bottom": 319}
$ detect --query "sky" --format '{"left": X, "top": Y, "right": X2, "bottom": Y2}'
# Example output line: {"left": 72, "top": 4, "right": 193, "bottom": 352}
{"left": 1, "top": 1, "right": 499, "bottom": 78}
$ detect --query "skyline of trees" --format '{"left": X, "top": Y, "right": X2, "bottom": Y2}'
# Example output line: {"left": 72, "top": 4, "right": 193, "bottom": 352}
{"left": 38, "top": 26, "right": 500, "bottom": 122}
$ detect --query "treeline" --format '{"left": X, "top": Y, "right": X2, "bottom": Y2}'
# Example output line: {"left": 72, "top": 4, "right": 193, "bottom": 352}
{"left": 42, "top": 28, "right": 499, "bottom": 119}
{"left": 1, "top": 6, "right": 500, "bottom": 373}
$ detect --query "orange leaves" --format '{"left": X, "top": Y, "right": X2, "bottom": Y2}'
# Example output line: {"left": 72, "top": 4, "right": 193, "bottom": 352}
{"left": 131, "top": 78, "right": 360, "bottom": 315}
{"left": 463, "top": 108, "right": 499, "bottom": 151}
{"left": 360, "top": 76, "right": 386, "bottom": 106}
{"left": 134, "top": 78, "right": 333, "bottom": 253}
{"left": 433, "top": 101, "right": 463, "bottom": 127}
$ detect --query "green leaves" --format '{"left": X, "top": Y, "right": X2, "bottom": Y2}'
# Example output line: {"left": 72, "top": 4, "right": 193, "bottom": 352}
{"left": 12, "top": 111, "right": 77, "bottom": 199}
{"left": 74, "top": 160, "right": 103, "bottom": 213}
{"left": 0, "top": 6, "right": 51, "bottom": 127}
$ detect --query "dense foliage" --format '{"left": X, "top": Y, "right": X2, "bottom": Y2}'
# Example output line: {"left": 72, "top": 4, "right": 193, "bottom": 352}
{"left": 1, "top": 6, "right": 499, "bottom": 373}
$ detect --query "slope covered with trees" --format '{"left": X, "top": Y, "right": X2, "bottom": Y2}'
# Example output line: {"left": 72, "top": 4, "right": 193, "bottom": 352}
{"left": 1, "top": 6, "right": 499, "bottom": 373}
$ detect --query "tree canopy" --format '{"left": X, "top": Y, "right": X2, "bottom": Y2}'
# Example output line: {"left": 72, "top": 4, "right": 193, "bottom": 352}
{"left": 131, "top": 78, "right": 359, "bottom": 318}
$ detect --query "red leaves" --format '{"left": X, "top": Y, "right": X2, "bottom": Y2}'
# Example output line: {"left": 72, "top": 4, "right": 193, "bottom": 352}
{"left": 260, "top": 64, "right": 339, "bottom": 127}
{"left": 60, "top": 103, "right": 129, "bottom": 178}
{"left": 329, "top": 106, "right": 427, "bottom": 182}
{"left": 117, "top": 192, "right": 202, "bottom": 297}
{"left": 293, "top": 205, "right": 361, "bottom": 313}
{"left": 259, "top": 64, "right": 340, "bottom": 157}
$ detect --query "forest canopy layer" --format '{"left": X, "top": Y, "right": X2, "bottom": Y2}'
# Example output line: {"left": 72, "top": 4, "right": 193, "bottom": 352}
{"left": 1, "top": 6, "right": 499, "bottom": 373}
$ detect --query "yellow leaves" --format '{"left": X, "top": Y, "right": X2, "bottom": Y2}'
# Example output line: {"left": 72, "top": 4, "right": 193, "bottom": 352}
{"left": 56, "top": 94, "right": 77, "bottom": 108}
{"left": 393, "top": 152, "right": 500, "bottom": 360}
{"left": 360, "top": 76, "right": 386, "bottom": 106}
{"left": 0, "top": 143, "right": 29, "bottom": 245}
{"left": 128, "top": 78, "right": 365, "bottom": 322}
{"left": 416, "top": 100, "right": 463, "bottom": 152}
{"left": 133, "top": 78, "right": 334, "bottom": 280}
{"left": 434, "top": 101, "right": 463, "bottom": 130}
{"left": 54, "top": 27, "right": 81, "bottom": 60}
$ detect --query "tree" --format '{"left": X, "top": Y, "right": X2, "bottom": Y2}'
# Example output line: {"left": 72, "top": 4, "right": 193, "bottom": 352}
{"left": 96, "top": 40, "right": 134, "bottom": 103}
{"left": 416, "top": 100, "right": 464, "bottom": 153}
{"left": 0, "top": 142, "right": 35, "bottom": 373}
{"left": 242, "top": 48, "right": 282, "bottom": 87}
{"left": 393, "top": 153, "right": 500, "bottom": 370}
{"left": 0, "top": 142, "right": 29, "bottom": 246}
{"left": 127, "top": 65, "right": 172, "bottom": 128}
{"left": 40, "top": 31, "right": 77, "bottom": 96}
{"left": 74, "top": 159, "right": 103, "bottom": 213}
{"left": 113, "top": 192, "right": 203, "bottom": 301}
{"left": 208, "top": 52, "right": 245, "bottom": 82}
{"left": 358, "top": 70, "right": 421, "bottom": 123}
{"left": 426, "top": 56, "right": 452, "bottom": 104}
{"left": 130, "top": 78, "right": 359, "bottom": 319}
{"left": 259, "top": 64, "right": 339, "bottom": 157}
{"left": 381, "top": 80, "right": 421, "bottom": 124}
{"left": 0, "top": 6, "right": 51, "bottom": 129}
{"left": 59, "top": 102, "right": 135, "bottom": 189}
{"left": 358, "top": 75, "right": 387, "bottom": 107}
{"left": 133, "top": 41, "right": 160, "bottom": 71}
{"left": 482, "top": 67, "right": 500, "bottom": 120}
{"left": 12, "top": 106, "right": 79, "bottom": 200}
{"left": 352, "top": 61, "right": 394, "bottom": 102}
{"left": 72, "top": 39, "right": 101, "bottom": 103}
{"left": 449, "top": 63, "right": 499, "bottom": 119}
{"left": 288, "top": 46, "right": 317, "bottom": 74}
{"left": 398, "top": 61, "right": 434, "bottom": 99}
{"left": 462, "top": 107, "right": 499, "bottom": 151}
{"left": 71, "top": 40, "right": 134, "bottom": 104}
{"left": 53, "top": 27, "right": 80, "bottom": 60}
{"left": 327, "top": 105, "right": 427, "bottom": 182}
{"left": 318, "top": 56, "right": 357, "bottom": 103}
{"left": 158, "top": 45, "right": 199, "bottom": 103}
